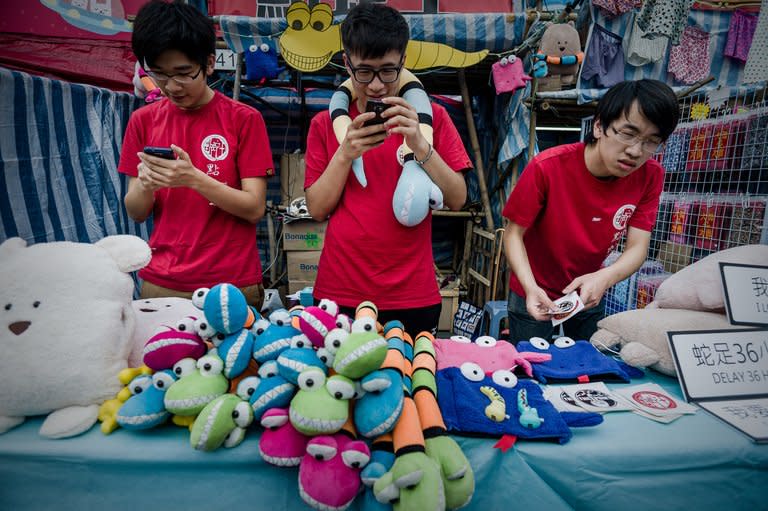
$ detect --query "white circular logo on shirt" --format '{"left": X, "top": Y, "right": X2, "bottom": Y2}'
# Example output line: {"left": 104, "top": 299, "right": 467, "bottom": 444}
{"left": 201, "top": 135, "right": 229, "bottom": 161}
{"left": 612, "top": 204, "right": 636, "bottom": 230}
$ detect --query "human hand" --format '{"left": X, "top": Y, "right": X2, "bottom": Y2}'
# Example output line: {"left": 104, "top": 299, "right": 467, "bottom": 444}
{"left": 339, "top": 111, "right": 388, "bottom": 162}
{"left": 380, "top": 96, "right": 430, "bottom": 161}
{"left": 526, "top": 286, "right": 558, "bottom": 321}
{"left": 137, "top": 144, "right": 201, "bottom": 190}
{"left": 562, "top": 270, "right": 611, "bottom": 310}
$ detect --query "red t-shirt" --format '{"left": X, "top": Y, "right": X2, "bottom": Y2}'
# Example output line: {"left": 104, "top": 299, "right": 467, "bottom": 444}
{"left": 305, "top": 102, "right": 472, "bottom": 310}
{"left": 118, "top": 92, "right": 274, "bottom": 291}
{"left": 502, "top": 142, "right": 663, "bottom": 299}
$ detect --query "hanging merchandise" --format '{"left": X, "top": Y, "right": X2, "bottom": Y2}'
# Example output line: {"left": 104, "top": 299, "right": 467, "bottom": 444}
{"left": 744, "top": 0, "right": 768, "bottom": 83}
{"left": 581, "top": 23, "right": 625, "bottom": 88}
{"left": 624, "top": 11, "right": 669, "bottom": 67}
{"left": 668, "top": 25, "right": 711, "bottom": 85}
{"left": 636, "top": 0, "right": 696, "bottom": 45}
{"left": 724, "top": 9, "right": 759, "bottom": 62}
{"left": 491, "top": 55, "right": 532, "bottom": 94}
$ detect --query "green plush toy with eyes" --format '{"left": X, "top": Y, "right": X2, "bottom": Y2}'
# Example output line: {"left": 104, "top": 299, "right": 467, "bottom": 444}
{"left": 190, "top": 393, "right": 254, "bottom": 451}
{"left": 164, "top": 353, "right": 230, "bottom": 417}
{"left": 288, "top": 367, "right": 356, "bottom": 436}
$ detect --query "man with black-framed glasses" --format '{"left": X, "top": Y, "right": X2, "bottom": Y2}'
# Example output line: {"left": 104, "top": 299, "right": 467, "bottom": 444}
{"left": 118, "top": 0, "right": 274, "bottom": 308}
{"left": 502, "top": 79, "right": 680, "bottom": 344}
{"left": 304, "top": 2, "right": 472, "bottom": 335}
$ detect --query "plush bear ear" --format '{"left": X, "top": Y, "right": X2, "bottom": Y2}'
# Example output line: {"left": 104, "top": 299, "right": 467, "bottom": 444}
{"left": 0, "top": 237, "right": 27, "bottom": 258}
{"left": 95, "top": 235, "right": 152, "bottom": 273}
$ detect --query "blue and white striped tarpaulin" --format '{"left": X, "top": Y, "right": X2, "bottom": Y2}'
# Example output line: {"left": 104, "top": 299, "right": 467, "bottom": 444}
{"left": 0, "top": 67, "right": 149, "bottom": 246}
{"left": 219, "top": 13, "right": 528, "bottom": 55}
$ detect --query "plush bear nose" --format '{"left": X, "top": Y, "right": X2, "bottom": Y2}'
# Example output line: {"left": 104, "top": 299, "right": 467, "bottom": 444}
{"left": 9, "top": 321, "right": 30, "bottom": 335}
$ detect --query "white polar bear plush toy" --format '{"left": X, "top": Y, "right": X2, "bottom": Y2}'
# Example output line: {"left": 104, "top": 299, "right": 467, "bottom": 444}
{"left": 0, "top": 235, "right": 151, "bottom": 438}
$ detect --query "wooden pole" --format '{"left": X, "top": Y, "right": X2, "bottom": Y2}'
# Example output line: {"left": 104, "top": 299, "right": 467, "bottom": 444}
{"left": 458, "top": 69, "right": 495, "bottom": 230}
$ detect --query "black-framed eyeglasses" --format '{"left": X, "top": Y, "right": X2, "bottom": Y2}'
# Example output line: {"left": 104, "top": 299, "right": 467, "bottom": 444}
{"left": 346, "top": 53, "right": 404, "bottom": 84}
{"left": 146, "top": 66, "right": 204, "bottom": 85}
{"left": 607, "top": 125, "right": 663, "bottom": 154}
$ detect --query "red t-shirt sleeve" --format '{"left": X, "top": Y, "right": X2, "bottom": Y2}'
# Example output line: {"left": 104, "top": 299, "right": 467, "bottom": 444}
{"left": 236, "top": 108, "right": 273, "bottom": 179}
{"left": 502, "top": 157, "right": 548, "bottom": 228}
{"left": 628, "top": 160, "right": 664, "bottom": 231}
{"left": 432, "top": 105, "right": 473, "bottom": 172}
{"left": 304, "top": 112, "right": 332, "bottom": 190}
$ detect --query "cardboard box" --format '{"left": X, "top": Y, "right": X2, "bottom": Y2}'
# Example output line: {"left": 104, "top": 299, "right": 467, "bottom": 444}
{"left": 658, "top": 240, "right": 693, "bottom": 274}
{"left": 280, "top": 152, "right": 305, "bottom": 204}
{"left": 288, "top": 279, "right": 315, "bottom": 295}
{"left": 438, "top": 286, "right": 461, "bottom": 333}
{"left": 286, "top": 250, "right": 321, "bottom": 281}
{"left": 283, "top": 220, "right": 327, "bottom": 251}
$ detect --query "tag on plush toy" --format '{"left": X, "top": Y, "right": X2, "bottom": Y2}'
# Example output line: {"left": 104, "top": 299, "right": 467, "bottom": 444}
{"left": 491, "top": 56, "right": 532, "bottom": 95}
{"left": 550, "top": 291, "right": 584, "bottom": 326}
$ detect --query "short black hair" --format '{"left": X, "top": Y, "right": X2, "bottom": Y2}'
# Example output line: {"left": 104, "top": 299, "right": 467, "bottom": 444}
{"left": 341, "top": 2, "right": 409, "bottom": 60}
{"left": 132, "top": 0, "right": 215, "bottom": 70}
{"left": 585, "top": 79, "right": 680, "bottom": 144}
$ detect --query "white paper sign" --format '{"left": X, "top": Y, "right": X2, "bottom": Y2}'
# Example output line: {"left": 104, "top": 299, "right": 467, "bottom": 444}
{"left": 667, "top": 329, "right": 768, "bottom": 401}
{"left": 720, "top": 263, "right": 768, "bottom": 327}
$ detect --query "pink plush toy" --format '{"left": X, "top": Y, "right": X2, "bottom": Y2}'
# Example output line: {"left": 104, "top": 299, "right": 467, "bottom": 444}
{"left": 434, "top": 335, "right": 552, "bottom": 377}
{"left": 298, "top": 434, "right": 370, "bottom": 511}
{"left": 297, "top": 298, "right": 339, "bottom": 348}
{"left": 259, "top": 407, "right": 309, "bottom": 467}
{"left": 142, "top": 317, "right": 207, "bottom": 370}
{"left": 492, "top": 55, "right": 532, "bottom": 94}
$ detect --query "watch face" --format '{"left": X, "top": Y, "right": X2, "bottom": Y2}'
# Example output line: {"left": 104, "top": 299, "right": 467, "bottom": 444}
{"left": 397, "top": 145, "right": 406, "bottom": 166}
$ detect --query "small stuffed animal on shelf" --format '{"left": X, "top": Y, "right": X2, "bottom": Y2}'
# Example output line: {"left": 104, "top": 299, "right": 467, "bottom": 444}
{"left": 534, "top": 21, "right": 583, "bottom": 90}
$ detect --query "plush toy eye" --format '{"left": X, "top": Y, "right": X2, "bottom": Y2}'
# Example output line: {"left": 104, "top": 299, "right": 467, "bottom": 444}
{"left": 290, "top": 334, "right": 310, "bottom": 349}
{"left": 269, "top": 309, "right": 291, "bottom": 327}
{"left": 361, "top": 375, "right": 390, "bottom": 393}
{"left": 353, "top": 381, "right": 365, "bottom": 399}
{"left": 475, "top": 336, "right": 498, "bottom": 348}
{"left": 176, "top": 317, "right": 196, "bottom": 333}
{"left": 491, "top": 369, "right": 518, "bottom": 388}
{"left": 194, "top": 317, "right": 213, "bottom": 339}
{"left": 172, "top": 358, "right": 197, "bottom": 378}
{"left": 500, "top": 56, "right": 509, "bottom": 66}
{"left": 554, "top": 336, "right": 576, "bottom": 348}
{"left": 318, "top": 298, "right": 338, "bottom": 317}
{"left": 316, "top": 347, "right": 335, "bottom": 367}
{"left": 259, "top": 43, "right": 270, "bottom": 53}
{"left": 152, "top": 371, "right": 175, "bottom": 390}
{"left": 260, "top": 410, "right": 289, "bottom": 429}
{"left": 335, "top": 314, "right": 352, "bottom": 332}
{"left": 130, "top": 375, "right": 152, "bottom": 395}
{"left": 460, "top": 362, "right": 485, "bottom": 382}
{"left": 342, "top": 443, "right": 371, "bottom": 469}
{"left": 33, "top": 301, "right": 41, "bottom": 308}
{"left": 449, "top": 335, "right": 472, "bottom": 344}
{"left": 4, "top": 303, "right": 11, "bottom": 311}
{"left": 191, "top": 288, "right": 209, "bottom": 309}
{"left": 197, "top": 354, "right": 224, "bottom": 376}
{"left": 236, "top": 376, "right": 260, "bottom": 400}
{"left": 306, "top": 438, "right": 337, "bottom": 461}
{"left": 258, "top": 360, "right": 279, "bottom": 378}
{"left": 508, "top": 55, "right": 517, "bottom": 63}
{"left": 324, "top": 328, "right": 348, "bottom": 354}
{"left": 250, "top": 318, "right": 270, "bottom": 337}
{"left": 326, "top": 375, "right": 355, "bottom": 400}
{"left": 529, "top": 337, "right": 550, "bottom": 350}
{"left": 297, "top": 368, "right": 326, "bottom": 390}
{"left": 352, "top": 317, "right": 376, "bottom": 333}
{"left": 232, "top": 402, "right": 254, "bottom": 428}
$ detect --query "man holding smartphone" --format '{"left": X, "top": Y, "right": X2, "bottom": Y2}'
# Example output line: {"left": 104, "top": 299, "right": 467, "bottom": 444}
{"left": 118, "top": 1, "right": 273, "bottom": 307}
{"left": 304, "top": 3, "right": 472, "bottom": 335}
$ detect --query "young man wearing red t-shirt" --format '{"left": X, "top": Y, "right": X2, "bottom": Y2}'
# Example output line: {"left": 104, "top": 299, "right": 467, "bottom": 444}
{"left": 502, "top": 79, "right": 679, "bottom": 343}
{"left": 119, "top": 1, "right": 273, "bottom": 307}
{"left": 304, "top": 3, "right": 472, "bottom": 335}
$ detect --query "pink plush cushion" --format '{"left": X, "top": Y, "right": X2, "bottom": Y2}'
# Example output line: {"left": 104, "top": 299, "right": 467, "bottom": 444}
{"left": 653, "top": 244, "right": 768, "bottom": 311}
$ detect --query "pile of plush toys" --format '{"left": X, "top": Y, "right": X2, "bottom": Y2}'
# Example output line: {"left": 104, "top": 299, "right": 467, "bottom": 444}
{"left": 98, "top": 283, "right": 475, "bottom": 511}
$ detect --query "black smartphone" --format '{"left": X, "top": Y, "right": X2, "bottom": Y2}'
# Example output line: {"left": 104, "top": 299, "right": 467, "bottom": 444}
{"left": 362, "top": 99, "right": 386, "bottom": 128}
{"left": 143, "top": 146, "right": 175, "bottom": 159}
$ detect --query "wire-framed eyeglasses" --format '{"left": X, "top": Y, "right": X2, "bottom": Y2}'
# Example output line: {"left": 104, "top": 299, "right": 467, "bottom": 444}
{"left": 346, "top": 54, "right": 404, "bottom": 84}
{"left": 607, "top": 126, "right": 663, "bottom": 154}
{"left": 146, "top": 66, "right": 204, "bottom": 85}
